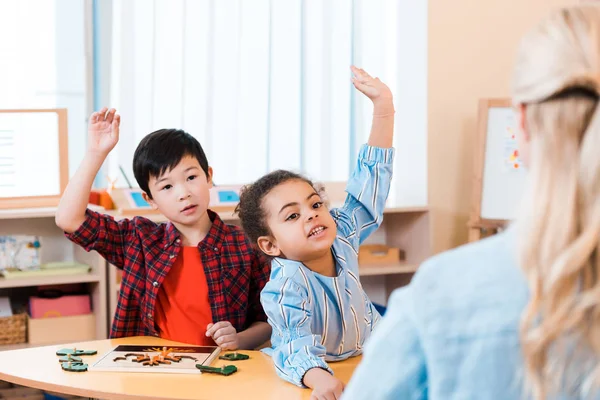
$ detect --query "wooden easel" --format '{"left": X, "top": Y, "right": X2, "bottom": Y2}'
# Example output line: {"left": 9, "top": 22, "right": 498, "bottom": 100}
{"left": 467, "top": 98, "right": 512, "bottom": 242}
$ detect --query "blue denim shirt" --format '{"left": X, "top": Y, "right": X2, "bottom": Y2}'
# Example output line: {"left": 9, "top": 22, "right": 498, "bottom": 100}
{"left": 343, "top": 229, "right": 534, "bottom": 399}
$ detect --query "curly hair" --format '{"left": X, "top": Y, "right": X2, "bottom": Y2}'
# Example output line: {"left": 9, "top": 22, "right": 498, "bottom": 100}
{"left": 235, "top": 170, "right": 320, "bottom": 245}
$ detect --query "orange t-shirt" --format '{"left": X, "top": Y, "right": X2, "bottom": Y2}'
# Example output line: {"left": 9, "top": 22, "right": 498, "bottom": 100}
{"left": 155, "top": 246, "right": 215, "bottom": 346}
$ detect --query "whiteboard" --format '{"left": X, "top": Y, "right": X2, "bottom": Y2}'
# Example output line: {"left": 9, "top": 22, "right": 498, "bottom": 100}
{"left": 480, "top": 106, "right": 527, "bottom": 220}
{"left": 0, "top": 109, "right": 68, "bottom": 209}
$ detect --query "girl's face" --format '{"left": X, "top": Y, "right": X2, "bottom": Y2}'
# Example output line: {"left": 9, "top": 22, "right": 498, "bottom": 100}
{"left": 257, "top": 179, "right": 337, "bottom": 262}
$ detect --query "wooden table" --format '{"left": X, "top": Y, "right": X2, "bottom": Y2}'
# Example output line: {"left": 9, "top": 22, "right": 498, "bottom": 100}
{"left": 0, "top": 336, "right": 361, "bottom": 400}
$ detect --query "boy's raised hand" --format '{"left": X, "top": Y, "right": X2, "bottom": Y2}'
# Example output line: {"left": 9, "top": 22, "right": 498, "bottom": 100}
{"left": 88, "top": 107, "right": 120, "bottom": 155}
{"left": 351, "top": 66, "right": 393, "bottom": 107}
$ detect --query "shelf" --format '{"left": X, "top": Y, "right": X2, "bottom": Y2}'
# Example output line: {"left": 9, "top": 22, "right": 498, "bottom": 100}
{"left": 0, "top": 205, "right": 427, "bottom": 222}
{"left": 0, "top": 204, "right": 105, "bottom": 220}
{"left": 359, "top": 263, "right": 418, "bottom": 276}
{"left": 0, "top": 273, "right": 101, "bottom": 289}
{"left": 112, "top": 264, "right": 417, "bottom": 284}
{"left": 0, "top": 207, "right": 58, "bottom": 220}
{"left": 383, "top": 206, "right": 428, "bottom": 214}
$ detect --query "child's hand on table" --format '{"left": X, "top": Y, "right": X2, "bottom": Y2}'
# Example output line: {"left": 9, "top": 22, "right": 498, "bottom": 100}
{"left": 206, "top": 321, "right": 239, "bottom": 350}
{"left": 303, "top": 367, "right": 345, "bottom": 400}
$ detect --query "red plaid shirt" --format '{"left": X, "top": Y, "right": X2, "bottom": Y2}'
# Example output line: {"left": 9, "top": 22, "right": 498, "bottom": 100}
{"left": 66, "top": 209, "right": 269, "bottom": 338}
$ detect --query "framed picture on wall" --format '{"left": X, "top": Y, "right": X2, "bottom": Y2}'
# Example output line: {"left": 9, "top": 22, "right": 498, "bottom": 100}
{"left": 0, "top": 109, "right": 69, "bottom": 209}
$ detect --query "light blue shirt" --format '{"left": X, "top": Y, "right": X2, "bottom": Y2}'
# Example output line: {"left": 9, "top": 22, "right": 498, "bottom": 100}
{"left": 343, "top": 229, "right": 531, "bottom": 399}
{"left": 260, "top": 144, "right": 395, "bottom": 387}
{"left": 344, "top": 226, "right": 600, "bottom": 399}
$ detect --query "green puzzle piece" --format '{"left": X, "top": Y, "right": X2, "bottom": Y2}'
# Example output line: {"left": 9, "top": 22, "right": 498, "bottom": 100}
{"left": 61, "top": 362, "right": 88, "bottom": 372}
{"left": 56, "top": 348, "right": 97, "bottom": 356}
{"left": 196, "top": 364, "right": 238, "bottom": 376}
{"left": 58, "top": 355, "right": 83, "bottom": 363}
{"left": 219, "top": 352, "right": 249, "bottom": 361}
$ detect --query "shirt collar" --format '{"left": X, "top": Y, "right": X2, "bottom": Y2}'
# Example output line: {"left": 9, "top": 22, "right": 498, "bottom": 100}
{"left": 164, "top": 209, "right": 228, "bottom": 252}
{"left": 200, "top": 210, "right": 227, "bottom": 252}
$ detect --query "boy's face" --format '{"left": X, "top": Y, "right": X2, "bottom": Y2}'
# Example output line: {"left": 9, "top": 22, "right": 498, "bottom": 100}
{"left": 143, "top": 155, "right": 213, "bottom": 226}
{"left": 257, "top": 179, "right": 337, "bottom": 262}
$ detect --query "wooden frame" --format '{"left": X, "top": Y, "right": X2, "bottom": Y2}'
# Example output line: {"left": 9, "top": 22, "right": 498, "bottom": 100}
{"left": 468, "top": 98, "right": 512, "bottom": 242}
{"left": 0, "top": 109, "right": 69, "bottom": 209}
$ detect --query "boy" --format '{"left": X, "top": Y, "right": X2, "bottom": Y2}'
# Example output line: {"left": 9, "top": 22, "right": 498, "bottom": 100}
{"left": 55, "top": 107, "right": 271, "bottom": 349}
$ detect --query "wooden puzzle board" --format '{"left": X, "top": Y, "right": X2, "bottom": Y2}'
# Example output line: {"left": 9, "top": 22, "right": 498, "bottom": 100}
{"left": 89, "top": 344, "right": 220, "bottom": 374}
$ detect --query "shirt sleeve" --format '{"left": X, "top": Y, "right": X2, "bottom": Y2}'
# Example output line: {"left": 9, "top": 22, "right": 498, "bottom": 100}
{"left": 246, "top": 250, "right": 270, "bottom": 324}
{"left": 261, "top": 276, "right": 333, "bottom": 387}
{"left": 332, "top": 144, "right": 394, "bottom": 250}
{"left": 64, "top": 208, "right": 136, "bottom": 269}
{"left": 342, "top": 286, "right": 428, "bottom": 400}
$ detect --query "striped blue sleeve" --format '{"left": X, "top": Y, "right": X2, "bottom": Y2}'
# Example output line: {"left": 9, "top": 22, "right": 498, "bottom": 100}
{"left": 342, "top": 286, "right": 428, "bottom": 400}
{"left": 332, "top": 144, "right": 395, "bottom": 249}
{"left": 260, "top": 276, "right": 333, "bottom": 387}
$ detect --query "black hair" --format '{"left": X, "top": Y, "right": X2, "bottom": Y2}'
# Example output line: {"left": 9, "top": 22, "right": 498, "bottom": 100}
{"left": 132, "top": 129, "right": 209, "bottom": 198}
{"left": 235, "top": 170, "right": 318, "bottom": 245}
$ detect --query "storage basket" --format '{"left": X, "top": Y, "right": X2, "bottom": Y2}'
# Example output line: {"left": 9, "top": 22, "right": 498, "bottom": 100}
{"left": 0, "top": 313, "right": 27, "bottom": 345}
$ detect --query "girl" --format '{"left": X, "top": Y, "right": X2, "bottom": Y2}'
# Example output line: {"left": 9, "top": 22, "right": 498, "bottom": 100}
{"left": 344, "top": 6, "right": 600, "bottom": 400}
{"left": 236, "top": 66, "right": 395, "bottom": 400}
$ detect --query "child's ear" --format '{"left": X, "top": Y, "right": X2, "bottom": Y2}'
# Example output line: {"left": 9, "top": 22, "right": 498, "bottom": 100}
{"left": 142, "top": 191, "right": 159, "bottom": 210}
{"left": 206, "top": 167, "right": 214, "bottom": 188}
{"left": 257, "top": 236, "right": 281, "bottom": 258}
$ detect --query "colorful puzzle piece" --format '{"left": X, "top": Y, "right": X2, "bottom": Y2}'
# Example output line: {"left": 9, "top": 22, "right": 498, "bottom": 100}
{"left": 56, "top": 348, "right": 97, "bottom": 356}
{"left": 219, "top": 352, "right": 249, "bottom": 361}
{"left": 196, "top": 364, "right": 238, "bottom": 376}
{"left": 58, "top": 355, "right": 83, "bottom": 363}
{"left": 133, "top": 354, "right": 151, "bottom": 363}
{"left": 61, "top": 362, "right": 88, "bottom": 372}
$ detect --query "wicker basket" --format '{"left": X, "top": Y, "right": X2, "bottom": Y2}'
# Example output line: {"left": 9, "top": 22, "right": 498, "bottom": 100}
{"left": 0, "top": 313, "right": 27, "bottom": 345}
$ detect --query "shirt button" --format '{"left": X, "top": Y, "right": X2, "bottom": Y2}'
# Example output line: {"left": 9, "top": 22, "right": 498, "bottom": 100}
{"left": 147, "top": 313, "right": 152, "bottom": 319}
{"left": 169, "top": 254, "right": 175, "bottom": 259}
{"left": 176, "top": 239, "right": 181, "bottom": 243}
{"left": 213, "top": 247, "right": 219, "bottom": 252}
{"left": 153, "top": 281, "right": 159, "bottom": 288}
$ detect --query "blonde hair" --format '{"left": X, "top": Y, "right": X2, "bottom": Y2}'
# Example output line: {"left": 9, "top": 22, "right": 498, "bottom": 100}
{"left": 512, "top": 5, "right": 600, "bottom": 399}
